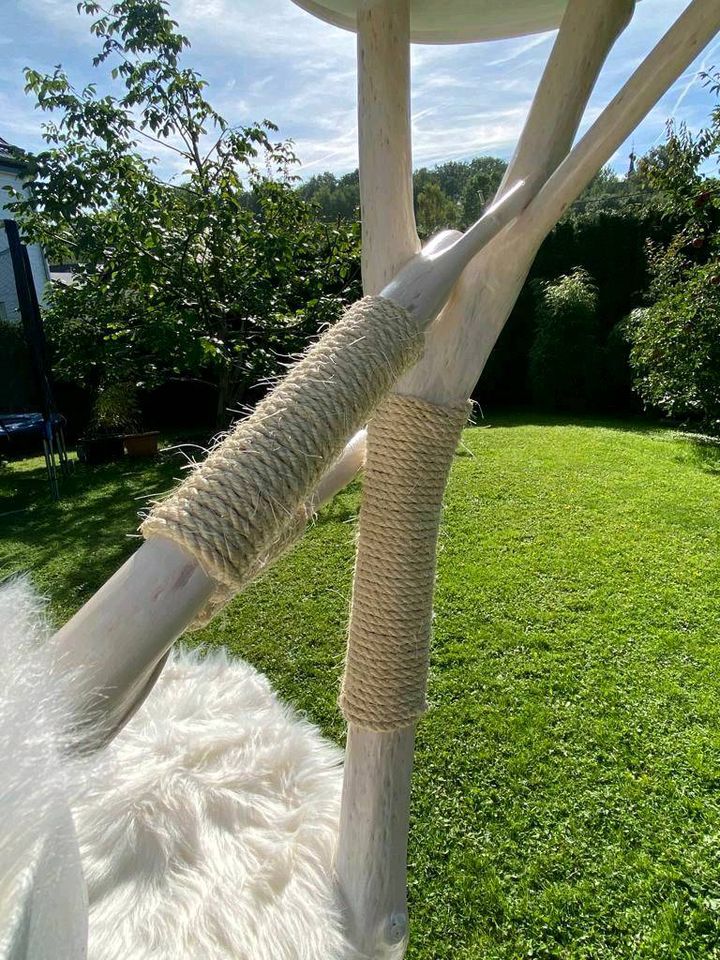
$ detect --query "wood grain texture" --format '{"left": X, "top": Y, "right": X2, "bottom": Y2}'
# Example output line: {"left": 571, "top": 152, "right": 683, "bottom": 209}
{"left": 357, "top": 0, "right": 419, "bottom": 294}
{"left": 336, "top": 3, "right": 419, "bottom": 956}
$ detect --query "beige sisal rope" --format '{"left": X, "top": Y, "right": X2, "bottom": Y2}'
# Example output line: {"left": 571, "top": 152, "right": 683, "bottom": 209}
{"left": 142, "top": 297, "right": 425, "bottom": 620}
{"left": 340, "top": 393, "right": 470, "bottom": 731}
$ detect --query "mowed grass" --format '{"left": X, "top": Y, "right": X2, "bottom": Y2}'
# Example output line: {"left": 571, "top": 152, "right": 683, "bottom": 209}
{"left": 2, "top": 416, "right": 720, "bottom": 958}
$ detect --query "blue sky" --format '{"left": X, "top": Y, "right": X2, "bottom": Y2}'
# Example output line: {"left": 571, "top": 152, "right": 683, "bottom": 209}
{"left": 1, "top": 0, "right": 718, "bottom": 181}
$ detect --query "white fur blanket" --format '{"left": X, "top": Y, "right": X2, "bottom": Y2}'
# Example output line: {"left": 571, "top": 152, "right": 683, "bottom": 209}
{"left": 0, "top": 578, "right": 356, "bottom": 960}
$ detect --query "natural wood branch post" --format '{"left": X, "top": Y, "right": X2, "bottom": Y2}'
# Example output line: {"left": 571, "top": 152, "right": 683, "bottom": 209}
{"left": 338, "top": 2, "right": 636, "bottom": 958}
{"left": 357, "top": 0, "right": 420, "bottom": 294}
{"left": 335, "top": 3, "right": 419, "bottom": 957}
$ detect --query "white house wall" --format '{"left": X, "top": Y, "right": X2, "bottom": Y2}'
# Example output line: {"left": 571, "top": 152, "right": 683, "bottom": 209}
{"left": 0, "top": 167, "right": 50, "bottom": 320}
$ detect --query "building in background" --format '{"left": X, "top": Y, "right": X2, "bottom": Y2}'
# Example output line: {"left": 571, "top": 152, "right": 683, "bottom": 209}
{"left": 0, "top": 136, "right": 52, "bottom": 323}
{"left": 0, "top": 136, "right": 55, "bottom": 413}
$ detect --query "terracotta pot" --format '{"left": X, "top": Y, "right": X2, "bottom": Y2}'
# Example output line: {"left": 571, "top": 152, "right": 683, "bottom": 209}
{"left": 124, "top": 431, "right": 160, "bottom": 458}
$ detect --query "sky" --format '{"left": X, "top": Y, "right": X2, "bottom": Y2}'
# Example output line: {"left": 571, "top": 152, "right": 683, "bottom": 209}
{"left": 0, "top": 0, "right": 718, "bottom": 182}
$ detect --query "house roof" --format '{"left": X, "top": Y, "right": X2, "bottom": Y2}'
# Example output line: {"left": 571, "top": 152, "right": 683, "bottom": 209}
{"left": 0, "top": 137, "right": 26, "bottom": 173}
{"left": 48, "top": 264, "right": 75, "bottom": 287}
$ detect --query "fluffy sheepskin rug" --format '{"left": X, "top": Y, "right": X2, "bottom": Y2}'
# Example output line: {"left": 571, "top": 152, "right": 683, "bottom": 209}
{"left": 0, "top": 578, "right": 359, "bottom": 960}
{"left": 0, "top": 577, "right": 88, "bottom": 960}
{"left": 75, "top": 648, "right": 354, "bottom": 960}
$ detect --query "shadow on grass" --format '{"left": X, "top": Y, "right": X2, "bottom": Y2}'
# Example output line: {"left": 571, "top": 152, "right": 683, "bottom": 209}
{"left": 0, "top": 447, "right": 188, "bottom": 615}
{"left": 469, "top": 408, "right": 669, "bottom": 435}
{"left": 679, "top": 435, "right": 720, "bottom": 475}
{"left": 0, "top": 439, "right": 359, "bottom": 618}
{"left": 311, "top": 481, "right": 360, "bottom": 528}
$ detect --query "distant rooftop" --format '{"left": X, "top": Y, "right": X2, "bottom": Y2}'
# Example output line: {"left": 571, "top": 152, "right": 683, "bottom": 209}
{"left": 48, "top": 263, "right": 76, "bottom": 287}
{"left": 0, "top": 137, "right": 26, "bottom": 172}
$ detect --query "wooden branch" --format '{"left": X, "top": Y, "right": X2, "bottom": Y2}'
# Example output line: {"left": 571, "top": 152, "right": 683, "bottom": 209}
{"left": 335, "top": 2, "right": 417, "bottom": 956}
{"left": 393, "top": 0, "right": 720, "bottom": 407}
{"left": 356, "top": 0, "right": 419, "bottom": 294}
{"left": 521, "top": 0, "right": 720, "bottom": 242}
{"left": 50, "top": 537, "right": 214, "bottom": 749}
{"left": 50, "top": 429, "right": 368, "bottom": 749}
{"left": 396, "top": 0, "right": 637, "bottom": 406}
{"left": 339, "top": 4, "right": 717, "bottom": 954}
{"left": 337, "top": 3, "right": 637, "bottom": 957}
{"left": 48, "top": 188, "right": 528, "bottom": 751}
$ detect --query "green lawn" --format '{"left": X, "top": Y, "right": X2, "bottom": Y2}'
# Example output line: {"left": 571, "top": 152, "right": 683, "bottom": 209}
{"left": 3, "top": 416, "right": 720, "bottom": 959}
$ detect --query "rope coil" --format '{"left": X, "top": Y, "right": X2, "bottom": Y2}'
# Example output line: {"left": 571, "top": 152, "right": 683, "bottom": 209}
{"left": 141, "top": 296, "right": 425, "bottom": 620}
{"left": 340, "top": 393, "right": 470, "bottom": 731}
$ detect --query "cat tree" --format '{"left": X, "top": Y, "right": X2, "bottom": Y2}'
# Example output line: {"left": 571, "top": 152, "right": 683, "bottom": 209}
{"left": 16, "top": 1, "right": 718, "bottom": 958}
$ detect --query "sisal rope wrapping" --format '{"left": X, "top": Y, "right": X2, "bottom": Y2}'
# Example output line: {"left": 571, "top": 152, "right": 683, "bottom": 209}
{"left": 340, "top": 393, "right": 470, "bottom": 731}
{"left": 141, "top": 297, "right": 425, "bottom": 621}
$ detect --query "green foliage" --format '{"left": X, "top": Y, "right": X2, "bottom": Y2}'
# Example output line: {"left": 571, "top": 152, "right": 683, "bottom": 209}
{"left": 627, "top": 271, "right": 720, "bottom": 424}
{"left": 529, "top": 269, "right": 602, "bottom": 411}
{"left": 458, "top": 158, "right": 508, "bottom": 227}
{"left": 89, "top": 381, "right": 140, "bottom": 435}
{"left": 299, "top": 156, "right": 508, "bottom": 232}
{"left": 603, "top": 318, "right": 636, "bottom": 413}
{"left": 415, "top": 181, "right": 458, "bottom": 238}
{"left": 297, "top": 170, "right": 360, "bottom": 221}
{"left": 6, "top": 418, "right": 720, "bottom": 957}
{"left": 537, "top": 203, "right": 662, "bottom": 323}
{"left": 625, "top": 74, "right": 720, "bottom": 427}
{"left": 298, "top": 156, "right": 660, "bottom": 416}
{"left": 481, "top": 171, "right": 668, "bottom": 413}
{"left": 9, "top": 0, "right": 361, "bottom": 422}
{"left": 413, "top": 156, "right": 507, "bottom": 231}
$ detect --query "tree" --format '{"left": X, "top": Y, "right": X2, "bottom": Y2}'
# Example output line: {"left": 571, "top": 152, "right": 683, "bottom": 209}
{"left": 625, "top": 74, "right": 720, "bottom": 427}
{"left": 296, "top": 155, "right": 507, "bottom": 234}
{"left": 298, "top": 170, "right": 360, "bottom": 221}
{"left": 459, "top": 157, "right": 507, "bottom": 228}
{"left": 415, "top": 182, "right": 457, "bottom": 238}
{"left": 9, "top": 0, "right": 361, "bottom": 424}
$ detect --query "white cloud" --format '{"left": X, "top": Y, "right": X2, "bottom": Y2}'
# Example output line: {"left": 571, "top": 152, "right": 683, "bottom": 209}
{"left": 1, "top": 0, "right": 716, "bottom": 184}
{"left": 486, "top": 32, "right": 554, "bottom": 67}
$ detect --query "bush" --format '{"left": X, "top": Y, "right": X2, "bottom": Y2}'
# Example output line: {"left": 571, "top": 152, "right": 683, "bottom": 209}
{"left": 602, "top": 319, "right": 638, "bottom": 414}
{"left": 89, "top": 382, "right": 140, "bottom": 436}
{"left": 626, "top": 268, "right": 720, "bottom": 427}
{"left": 624, "top": 80, "right": 720, "bottom": 429}
{"left": 529, "top": 269, "right": 602, "bottom": 412}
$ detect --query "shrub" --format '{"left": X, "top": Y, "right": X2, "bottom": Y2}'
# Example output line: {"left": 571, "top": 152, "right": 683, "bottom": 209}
{"left": 529, "top": 269, "right": 602, "bottom": 412}
{"left": 625, "top": 77, "right": 720, "bottom": 428}
{"left": 626, "top": 267, "right": 720, "bottom": 427}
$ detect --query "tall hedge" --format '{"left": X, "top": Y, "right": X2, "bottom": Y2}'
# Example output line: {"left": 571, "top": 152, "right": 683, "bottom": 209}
{"left": 529, "top": 269, "right": 602, "bottom": 412}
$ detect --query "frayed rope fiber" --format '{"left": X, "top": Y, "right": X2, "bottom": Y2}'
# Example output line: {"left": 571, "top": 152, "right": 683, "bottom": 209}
{"left": 142, "top": 297, "right": 425, "bottom": 620}
{"left": 340, "top": 393, "right": 470, "bottom": 731}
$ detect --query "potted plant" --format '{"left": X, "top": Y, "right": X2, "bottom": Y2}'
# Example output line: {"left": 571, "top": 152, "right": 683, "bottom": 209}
{"left": 77, "top": 383, "right": 139, "bottom": 465}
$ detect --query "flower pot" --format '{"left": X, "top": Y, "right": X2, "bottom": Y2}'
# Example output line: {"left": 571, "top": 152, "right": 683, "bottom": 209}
{"left": 77, "top": 435, "right": 125, "bottom": 465}
{"left": 124, "top": 431, "right": 160, "bottom": 458}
